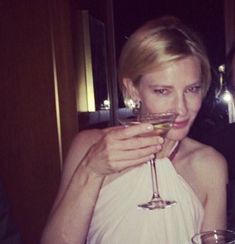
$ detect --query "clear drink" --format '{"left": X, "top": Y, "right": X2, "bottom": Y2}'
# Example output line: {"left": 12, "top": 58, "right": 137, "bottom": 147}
{"left": 152, "top": 121, "right": 172, "bottom": 136}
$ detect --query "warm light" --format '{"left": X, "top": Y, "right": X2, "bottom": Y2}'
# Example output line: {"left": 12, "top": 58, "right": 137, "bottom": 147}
{"left": 222, "top": 90, "right": 233, "bottom": 102}
{"left": 76, "top": 11, "right": 96, "bottom": 112}
{"left": 103, "top": 99, "right": 110, "bottom": 109}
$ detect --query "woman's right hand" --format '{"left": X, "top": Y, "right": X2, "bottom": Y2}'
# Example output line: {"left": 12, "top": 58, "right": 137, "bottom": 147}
{"left": 84, "top": 123, "right": 164, "bottom": 177}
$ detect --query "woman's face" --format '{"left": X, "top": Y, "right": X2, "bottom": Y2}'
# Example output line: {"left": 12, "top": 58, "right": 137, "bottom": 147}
{"left": 128, "top": 56, "right": 203, "bottom": 141}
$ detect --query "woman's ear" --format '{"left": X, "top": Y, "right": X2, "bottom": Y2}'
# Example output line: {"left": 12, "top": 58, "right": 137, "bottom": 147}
{"left": 123, "top": 78, "right": 140, "bottom": 101}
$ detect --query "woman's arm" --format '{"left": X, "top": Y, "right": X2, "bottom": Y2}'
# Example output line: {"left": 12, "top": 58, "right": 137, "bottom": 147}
{"left": 41, "top": 123, "right": 163, "bottom": 244}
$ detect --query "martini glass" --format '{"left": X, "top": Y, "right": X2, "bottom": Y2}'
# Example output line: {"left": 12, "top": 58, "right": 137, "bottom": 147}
{"left": 191, "top": 230, "right": 235, "bottom": 244}
{"left": 137, "top": 112, "right": 177, "bottom": 209}
{"left": 120, "top": 112, "right": 177, "bottom": 210}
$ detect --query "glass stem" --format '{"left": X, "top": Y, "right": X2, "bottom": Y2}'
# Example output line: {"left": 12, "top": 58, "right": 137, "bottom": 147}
{"left": 150, "top": 156, "right": 160, "bottom": 199}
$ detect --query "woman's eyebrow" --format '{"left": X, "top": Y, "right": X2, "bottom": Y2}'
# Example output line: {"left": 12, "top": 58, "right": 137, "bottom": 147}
{"left": 148, "top": 84, "right": 173, "bottom": 88}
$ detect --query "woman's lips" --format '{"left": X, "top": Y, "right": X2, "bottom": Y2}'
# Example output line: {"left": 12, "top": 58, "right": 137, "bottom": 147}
{"left": 173, "top": 119, "right": 189, "bottom": 129}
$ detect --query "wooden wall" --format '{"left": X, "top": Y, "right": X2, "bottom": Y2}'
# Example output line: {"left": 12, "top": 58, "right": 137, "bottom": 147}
{"left": 0, "top": 0, "right": 78, "bottom": 243}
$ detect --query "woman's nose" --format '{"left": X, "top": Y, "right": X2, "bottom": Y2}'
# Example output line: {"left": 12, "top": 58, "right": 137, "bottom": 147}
{"left": 175, "top": 95, "right": 188, "bottom": 116}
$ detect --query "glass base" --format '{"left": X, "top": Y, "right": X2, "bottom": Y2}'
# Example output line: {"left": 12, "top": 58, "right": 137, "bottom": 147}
{"left": 138, "top": 199, "right": 176, "bottom": 210}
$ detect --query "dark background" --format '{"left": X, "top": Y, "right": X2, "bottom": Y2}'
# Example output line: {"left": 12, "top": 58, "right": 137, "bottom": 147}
{"left": 113, "top": 0, "right": 225, "bottom": 68}
{"left": 74, "top": 0, "right": 225, "bottom": 67}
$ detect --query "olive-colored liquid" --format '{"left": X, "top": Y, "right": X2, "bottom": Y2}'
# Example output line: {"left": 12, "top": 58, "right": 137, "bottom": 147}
{"left": 125, "top": 121, "right": 172, "bottom": 137}
{"left": 152, "top": 121, "right": 172, "bottom": 136}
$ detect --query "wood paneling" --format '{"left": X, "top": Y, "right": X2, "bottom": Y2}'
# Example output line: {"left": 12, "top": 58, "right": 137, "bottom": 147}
{"left": 0, "top": 0, "right": 77, "bottom": 243}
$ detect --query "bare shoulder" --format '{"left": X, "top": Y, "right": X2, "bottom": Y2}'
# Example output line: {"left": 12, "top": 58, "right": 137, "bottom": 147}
{"left": 71, "top": 129, "right": 103, "bottom": 150}
{"left": 179, "top": 137, "right": 228, "bottom": 183}
{"left": 50, "top": 128, "right": 106, "bottom": 210}
{"left": 59, "top": 129, "right": 104, "bottom": 186}
{"left": 64, "top": 129, "right": 104, "bottom": 168}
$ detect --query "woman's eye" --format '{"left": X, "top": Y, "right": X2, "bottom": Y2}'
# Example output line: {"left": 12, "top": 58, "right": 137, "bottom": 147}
{"left": 186, "top": 85, "right": 202, "bottom": 93}
{"left": 153, "top": 89, "right": 169, "bottom": 95}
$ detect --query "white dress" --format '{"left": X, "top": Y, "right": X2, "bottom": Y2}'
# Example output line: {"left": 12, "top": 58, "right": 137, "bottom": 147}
{"left": 87, "top": 158, "right": 204, "bottom": 244}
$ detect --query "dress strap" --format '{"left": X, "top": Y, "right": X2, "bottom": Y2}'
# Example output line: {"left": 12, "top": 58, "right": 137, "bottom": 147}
{"left": 167, "top": 141, "right": 179, "bottom": 159}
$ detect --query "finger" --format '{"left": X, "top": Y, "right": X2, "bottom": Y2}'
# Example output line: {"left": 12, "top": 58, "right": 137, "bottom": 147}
{"left": 110, "top": 145, "right": 161, "bottom": 161}
{"left": 111, "top": 155, "right": 155, "bottom": 172}
{"left": 112, "top": 123, "right": 154, "bottom": 140}
{"left": 113, "top": 135, "right": 164, "bottom": 151}
{"left": 103, "top": 125, "right": 124, "bottom": 134}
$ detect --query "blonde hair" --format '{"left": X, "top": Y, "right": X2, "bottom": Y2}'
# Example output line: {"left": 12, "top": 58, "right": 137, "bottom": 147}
{"left": 118, "top": 16, "right": 211, "bottom": 105}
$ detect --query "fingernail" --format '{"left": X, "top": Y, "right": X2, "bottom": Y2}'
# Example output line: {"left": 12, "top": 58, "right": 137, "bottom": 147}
{"left": 146, "top": 124, "right": 153, "bottom": 131}
{"left": 149, "top": 154, "right": 155, "bottom": 159}
{"left": 158, "top": 137, "right": 164, "bottom": 144}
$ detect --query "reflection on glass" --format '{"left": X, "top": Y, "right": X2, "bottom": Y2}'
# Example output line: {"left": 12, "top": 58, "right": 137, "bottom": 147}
{"left": 191, "top": 229, "right": 235, "bottom": 244}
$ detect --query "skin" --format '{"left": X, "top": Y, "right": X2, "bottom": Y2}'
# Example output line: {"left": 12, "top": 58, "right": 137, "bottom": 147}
{"left": 41, "top": 56, "right": 227, "bottom": 244}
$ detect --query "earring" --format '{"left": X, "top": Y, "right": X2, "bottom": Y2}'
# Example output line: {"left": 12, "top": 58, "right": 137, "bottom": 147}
{"left": 132, "top": 100, "right": 142, "bottom": 115}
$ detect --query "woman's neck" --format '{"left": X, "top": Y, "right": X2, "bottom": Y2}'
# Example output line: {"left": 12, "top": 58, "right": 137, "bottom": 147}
{"left": 157, "top": 139, "right": 179, "bottom": 159}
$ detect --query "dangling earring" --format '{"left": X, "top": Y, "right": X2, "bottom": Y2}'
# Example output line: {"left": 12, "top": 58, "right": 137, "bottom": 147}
{"left": 132, "top": 100, "right": 142, "bottom": 115}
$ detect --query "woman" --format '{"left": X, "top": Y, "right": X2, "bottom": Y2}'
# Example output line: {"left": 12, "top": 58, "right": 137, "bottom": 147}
{"left": 41, "top": 16, "right": 227, "bottom": 244}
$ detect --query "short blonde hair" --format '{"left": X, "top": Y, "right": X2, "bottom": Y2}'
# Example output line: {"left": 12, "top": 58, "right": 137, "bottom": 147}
{"left": 118, "top": 16, "right": 211, "bottom": 105}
